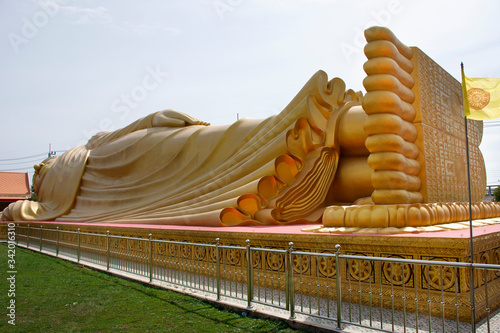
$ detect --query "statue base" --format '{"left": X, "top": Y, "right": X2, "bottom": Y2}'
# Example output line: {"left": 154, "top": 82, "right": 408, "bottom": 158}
{"left": 2, "top": 219, "right": 500, "bottom": 322}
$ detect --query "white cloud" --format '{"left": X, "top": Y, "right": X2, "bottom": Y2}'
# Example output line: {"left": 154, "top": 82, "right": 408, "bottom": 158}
{"left": 59, "top": 5, "right": 112, "bottom": 25}
{"left": 56, "top": 4, "right": 179, "bottom": 36}
{"left": 117, "top": 21, "right": 180, "bottom": 36}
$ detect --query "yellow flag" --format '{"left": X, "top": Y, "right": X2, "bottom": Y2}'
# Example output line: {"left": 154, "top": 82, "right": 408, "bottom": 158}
{"left": 461, "top": 66, "right": 500, "bottom": 120}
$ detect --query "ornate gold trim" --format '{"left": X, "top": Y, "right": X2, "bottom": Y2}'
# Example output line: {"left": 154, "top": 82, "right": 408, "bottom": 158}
{"left": 308, "top": 202, "right": 500, "bottom": 233}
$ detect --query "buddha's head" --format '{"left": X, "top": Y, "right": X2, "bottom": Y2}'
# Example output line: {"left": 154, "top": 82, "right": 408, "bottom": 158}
{"left": 32, "top": 157, "right": 57, "bottom": 195}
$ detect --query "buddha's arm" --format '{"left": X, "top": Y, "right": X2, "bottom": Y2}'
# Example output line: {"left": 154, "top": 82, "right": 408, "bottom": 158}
{"left": 86, "top": 110, "right": 209, "bottom": 149}
{"left": 152, "top": 110, "right": 210, "bottom": 127}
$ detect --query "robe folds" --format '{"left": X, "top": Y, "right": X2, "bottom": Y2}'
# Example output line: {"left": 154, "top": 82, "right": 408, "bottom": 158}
{"left": 2, "top": 71, "right": 361, "bottom": 225}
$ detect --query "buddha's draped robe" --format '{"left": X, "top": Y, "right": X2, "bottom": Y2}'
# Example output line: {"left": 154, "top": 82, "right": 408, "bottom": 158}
{"left": 2, "top": 71, "right": 361, "bottom": 225}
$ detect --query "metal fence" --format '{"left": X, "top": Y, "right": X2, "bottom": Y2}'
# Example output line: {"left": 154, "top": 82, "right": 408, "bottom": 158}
{"left": 8, "top": 224, "right": 500, "bottom": 333}
{"left": 486, "top": 185, "right": 498, "bottom": 196}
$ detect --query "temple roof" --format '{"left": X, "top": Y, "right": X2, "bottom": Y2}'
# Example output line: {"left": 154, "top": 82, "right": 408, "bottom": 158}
{"left": 0, "top": 172, "right": 30, "bottom": 201}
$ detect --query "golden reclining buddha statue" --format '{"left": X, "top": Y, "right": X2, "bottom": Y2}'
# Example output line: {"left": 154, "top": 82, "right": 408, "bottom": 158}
{"left": 3, "top": 27, "right": 500, "bottom": 231}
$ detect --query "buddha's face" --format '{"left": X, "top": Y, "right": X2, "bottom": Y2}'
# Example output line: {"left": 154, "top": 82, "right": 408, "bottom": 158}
{"left": 32, "top": 157, "right": 57, "bottom": 195}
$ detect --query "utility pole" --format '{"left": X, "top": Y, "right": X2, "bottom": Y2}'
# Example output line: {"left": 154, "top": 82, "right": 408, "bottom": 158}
{"left": 48, "top": 143, "right": 57, "bottom": 157}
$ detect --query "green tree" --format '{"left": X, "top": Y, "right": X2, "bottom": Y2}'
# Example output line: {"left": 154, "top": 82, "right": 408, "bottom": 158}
{"left": 493, "top": 186, "right": 500, "bottom": 202}
{"left": 28, "top": 185, "right": 37, "bottom": 201}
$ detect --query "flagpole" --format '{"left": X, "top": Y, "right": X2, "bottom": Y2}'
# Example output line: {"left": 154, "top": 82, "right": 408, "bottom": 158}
{"left": 462, "top": 62, "right": 476, "bottom": 330}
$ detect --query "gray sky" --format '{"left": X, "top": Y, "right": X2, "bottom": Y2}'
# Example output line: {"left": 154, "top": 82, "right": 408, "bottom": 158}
{"left": 1, "top": 0, "right": 499, "bottom": 186}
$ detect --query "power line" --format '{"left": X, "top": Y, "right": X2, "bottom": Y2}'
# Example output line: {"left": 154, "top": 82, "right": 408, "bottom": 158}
{"left": 483, "top": 120, "right": 500, "bottom": 126}
{"left": 0, "top": 153, "right": 46, "bottom": 162}
{"left": 0, "top": 167, "right": 33, "bottom": 172}
{"left": 0, "top": 157, "right": 46, "bottom": 166}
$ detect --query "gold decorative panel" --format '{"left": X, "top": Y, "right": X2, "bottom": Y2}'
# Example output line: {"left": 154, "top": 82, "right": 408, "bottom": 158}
{"left": 411, "top": 48, "right": 486, "bottom": 203}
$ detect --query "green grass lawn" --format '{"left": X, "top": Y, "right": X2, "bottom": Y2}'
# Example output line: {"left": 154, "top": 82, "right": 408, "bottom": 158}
{"left": 0, "top": 243, "right": 302, "bottom": 332}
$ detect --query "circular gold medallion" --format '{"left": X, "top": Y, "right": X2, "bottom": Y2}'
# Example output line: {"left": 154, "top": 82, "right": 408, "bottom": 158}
{"left": 467, "top": 88, "right": 490, "bottom": 110}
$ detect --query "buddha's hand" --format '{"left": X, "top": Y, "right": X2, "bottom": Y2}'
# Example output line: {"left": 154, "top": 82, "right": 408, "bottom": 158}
{"left": 152, "top": 110, "right": 210, "bottom": 127}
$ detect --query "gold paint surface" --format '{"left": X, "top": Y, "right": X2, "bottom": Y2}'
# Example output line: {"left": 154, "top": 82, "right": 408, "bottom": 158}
{"left": 2, "top": 72, "right": 367, "bottom": 226}
{"left": 411, "top": 48, "right": 486, "bottom": 203}
{"left": 321, "top": 26, "right": 495, "bottom": 230}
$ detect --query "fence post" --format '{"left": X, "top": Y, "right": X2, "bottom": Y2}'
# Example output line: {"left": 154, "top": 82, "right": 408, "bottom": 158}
{"left": 246, "top": 239, "right": 253, "bottom": 309}
{"left": 288, "top": 242, "right": 295, "bottom": 319}
{"left": 27, "top": 224, "right": 30, "bottom": 248}
{"left": 56, "top": 227, "right": 59, "bottom": 256}
{"left": 106, "top": 231, "right": 110, "bottom": 271}
{"left": 335, "top": 244, "right": 342, "bottom": 330}
{"left": 470, "top": 264, "right": 476, "bottom": 333}
{"left": 39, "top": 225, "right": 43, "bottom": 252}
{"left": 149, "top": 234, "right": 153, "bottom": 283}
{"left": 216, "top": 238, "right": 221, "bottom": 301}
{"left": 77, "top": 228, "right": 81, "bottom": 263}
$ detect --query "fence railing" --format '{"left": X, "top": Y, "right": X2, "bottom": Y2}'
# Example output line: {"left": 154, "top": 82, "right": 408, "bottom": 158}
{"left": 7, "top": 224, "right": 500, "bottom": 333}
